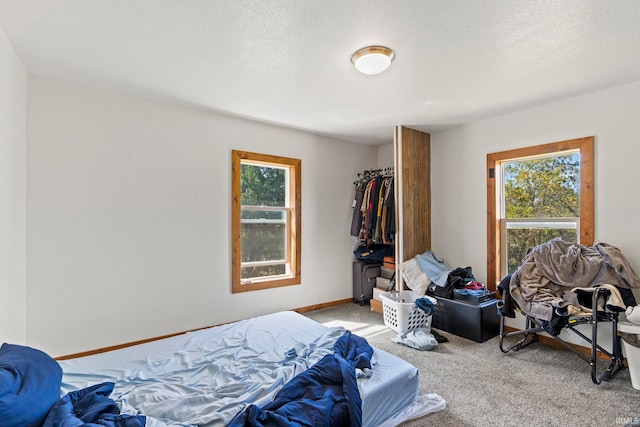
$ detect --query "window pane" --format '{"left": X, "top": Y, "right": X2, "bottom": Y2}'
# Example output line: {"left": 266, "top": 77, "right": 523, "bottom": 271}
{"left": 241, "top": 209, "right": 284, "bottom": 221}
{"left": 505, "top": 227, "right": 578, "bottom": 274}
{"left": 242, "top": 265, "right": 286, "bottom": 280}
{"left": 503, "top": 153, "right": 580, "bottom": 219}
{"left": 241, "top": 164, "right": 286, "bottom": 207}
{"left": 241, "top": 209, "right": 286, "bottom": 263}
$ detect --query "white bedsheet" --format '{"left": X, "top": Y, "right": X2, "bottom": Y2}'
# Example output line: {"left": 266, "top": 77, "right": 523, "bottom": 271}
{"left": 59, "top": 311, "right": 444, "bottom": 426}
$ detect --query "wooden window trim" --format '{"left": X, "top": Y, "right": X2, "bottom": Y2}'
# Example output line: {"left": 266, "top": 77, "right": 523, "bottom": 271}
{"left": 231, "top": 150, "right": 301, "bottom": 293}
{"left": 486, "top": 136, "right": 594, "bottom": 291}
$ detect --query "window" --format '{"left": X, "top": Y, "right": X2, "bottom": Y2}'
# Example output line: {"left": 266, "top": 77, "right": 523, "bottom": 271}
{"left": 486, "top": 137, "right": 594, "bottom": 290}
{"left": 231, "top": 150, "right": 301, "bottom": 292}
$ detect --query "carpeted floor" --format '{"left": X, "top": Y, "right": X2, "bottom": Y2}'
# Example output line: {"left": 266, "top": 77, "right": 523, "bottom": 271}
{"left": 304, "top": 303, "right": 640, "bottom": 427}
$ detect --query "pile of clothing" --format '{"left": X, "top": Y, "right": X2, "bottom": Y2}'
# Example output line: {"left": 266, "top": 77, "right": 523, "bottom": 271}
{"left": 399, "top": 250, "right": 488, "bottom": 299}
{"left": 453, "top": 280, "right": 488, "bottom": 300}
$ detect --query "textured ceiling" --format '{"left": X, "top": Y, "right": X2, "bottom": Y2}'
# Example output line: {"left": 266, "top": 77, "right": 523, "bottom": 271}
{"left": 2, "top": 0, "right": 640, "bottom": 145}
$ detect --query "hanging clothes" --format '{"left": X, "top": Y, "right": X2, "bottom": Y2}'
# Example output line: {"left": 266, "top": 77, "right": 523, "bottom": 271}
{"left": 350, "top": 169, "right": 395, "bottom": 244}
{"left": 350, "top": 182, "right": 366, "bottom": 237}
{"left": 381, "top": 177, "right": 395, "bottom": 244}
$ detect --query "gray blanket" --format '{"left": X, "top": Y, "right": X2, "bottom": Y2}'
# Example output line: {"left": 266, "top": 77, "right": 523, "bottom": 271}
{"left": 509, "top": 239, "right": 640, "bottom": 321}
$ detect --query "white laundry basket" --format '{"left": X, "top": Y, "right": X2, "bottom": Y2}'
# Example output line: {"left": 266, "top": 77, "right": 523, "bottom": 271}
{"left": 380, "top": 290, "right": 435, "bottom": 334}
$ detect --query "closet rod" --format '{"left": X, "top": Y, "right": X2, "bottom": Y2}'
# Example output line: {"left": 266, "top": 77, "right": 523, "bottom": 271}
{"left": 353, "top": 167, "right": 394, "bottom": 185}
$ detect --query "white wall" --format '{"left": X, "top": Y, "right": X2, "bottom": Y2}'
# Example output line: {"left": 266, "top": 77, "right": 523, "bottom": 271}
{"left": 377, "top": 142, "right": 394, "bottom": 168}
{"left": 0, "top": 27, "right": 27, "bottom": 345}
{"left": 26, "top": 77, "right": 378, "bottom": 357}
{"left": 430, "top": 80, "right": 640, "bottom": 343}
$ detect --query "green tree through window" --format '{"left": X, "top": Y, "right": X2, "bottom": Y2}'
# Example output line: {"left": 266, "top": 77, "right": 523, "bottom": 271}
{"left": 503, "top": 153, "right": 580, "bottom": 273}
{"left": 241, "top": 164, "right": 285, "bottom": 208}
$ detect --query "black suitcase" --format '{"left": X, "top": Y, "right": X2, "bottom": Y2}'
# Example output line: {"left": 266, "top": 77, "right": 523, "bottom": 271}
{"left": 352, "top": 260, "right": 381, "bottom": 305}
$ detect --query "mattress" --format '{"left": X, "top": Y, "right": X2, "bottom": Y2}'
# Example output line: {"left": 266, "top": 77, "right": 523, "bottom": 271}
{"left": 58, "top": 311, "right": 444, "bottom": 426}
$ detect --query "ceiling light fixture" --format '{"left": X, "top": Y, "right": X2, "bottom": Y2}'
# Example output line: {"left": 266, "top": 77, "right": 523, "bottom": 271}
{"left": 351, "top": 45, "right": 395, "bottom": 75}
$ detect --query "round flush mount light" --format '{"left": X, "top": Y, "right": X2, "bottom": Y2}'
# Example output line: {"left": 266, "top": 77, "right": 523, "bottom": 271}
{"left": 351, "top": 45, "right": 395, "bottom": 75}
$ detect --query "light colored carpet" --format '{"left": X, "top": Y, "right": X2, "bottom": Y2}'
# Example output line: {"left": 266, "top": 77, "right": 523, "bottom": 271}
{"left": 304, "top": 303, "right": 640, "bottom": 427}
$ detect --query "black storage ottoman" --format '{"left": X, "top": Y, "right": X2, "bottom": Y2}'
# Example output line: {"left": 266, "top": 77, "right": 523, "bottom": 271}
{"left": 431, "top": 296, "right": 500, "bottom": 343}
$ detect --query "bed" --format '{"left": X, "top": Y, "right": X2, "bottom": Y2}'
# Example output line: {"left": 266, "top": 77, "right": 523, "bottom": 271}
{"left": 1, "top": 310, "right": 445, "bottom": 427}
{"left": 496, "top": 238, "right": 640, "bottom": 384}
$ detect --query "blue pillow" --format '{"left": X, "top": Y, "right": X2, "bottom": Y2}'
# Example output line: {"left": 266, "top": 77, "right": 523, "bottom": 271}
{"left": 0, "top": 343, "right": 63, "bottom": 427}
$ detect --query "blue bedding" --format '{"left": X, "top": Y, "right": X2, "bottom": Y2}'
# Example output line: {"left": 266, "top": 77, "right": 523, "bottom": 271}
{"left": 58, "top": 311, "right": 438, "bottom": 426}
{"left": 43, "top": 382, "right": 146, "bottom": 427}
{"left": 3, "top": 312, "right": 439, "bottom": 427}
{"left": 60, "top": 313, "right": 348, "bottom": 426}
{"left": 0, "top": 343, "right": 62, "bottom": 427}
{"left": 228, "top": 331, "right": 373, "bottom": 427}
